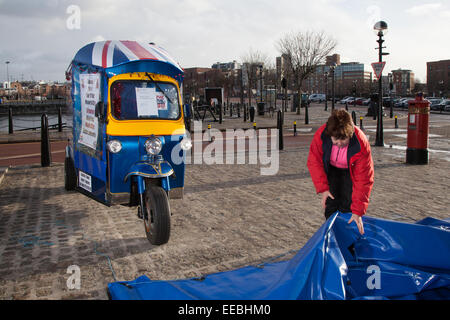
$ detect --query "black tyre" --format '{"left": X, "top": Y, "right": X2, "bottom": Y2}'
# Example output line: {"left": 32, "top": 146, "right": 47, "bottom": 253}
{"left": 143, "top": 186, "right": 171, "bottom": 245}
{"left": 64, "top": 157, "right": 77, "bottom": 191}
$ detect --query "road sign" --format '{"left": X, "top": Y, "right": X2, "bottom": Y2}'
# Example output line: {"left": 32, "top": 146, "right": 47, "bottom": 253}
{"left": 371, "top": 62, "right": 386, "bottom": 80}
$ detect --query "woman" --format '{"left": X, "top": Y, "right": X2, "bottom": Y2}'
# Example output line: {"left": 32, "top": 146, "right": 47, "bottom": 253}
{"left": 307, "top": 109, "right": 374, "bottom": 235}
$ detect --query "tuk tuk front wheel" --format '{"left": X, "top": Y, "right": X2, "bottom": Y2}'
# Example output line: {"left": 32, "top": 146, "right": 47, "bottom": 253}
{"left": 143, "top": 186, "right": 171, "bottom": 245}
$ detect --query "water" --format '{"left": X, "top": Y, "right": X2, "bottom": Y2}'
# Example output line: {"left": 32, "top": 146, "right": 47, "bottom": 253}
{"left": 0, "top": 114, "right": 73, "bottom": 133}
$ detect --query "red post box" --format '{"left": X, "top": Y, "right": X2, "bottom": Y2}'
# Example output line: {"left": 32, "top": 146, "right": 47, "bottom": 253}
{"left": 406, "top": 93, "right": 430, "bottom": 164}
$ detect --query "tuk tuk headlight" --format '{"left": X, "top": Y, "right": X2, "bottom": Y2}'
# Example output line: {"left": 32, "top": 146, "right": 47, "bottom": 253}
{"left": 180, "top": 137, "right": 192, "bottom": 151}
{"left": 107, "top": 140, "right": 122, "bottom": 153}
{"left": 145, "top": 137, "right": 162, "bottom": 155}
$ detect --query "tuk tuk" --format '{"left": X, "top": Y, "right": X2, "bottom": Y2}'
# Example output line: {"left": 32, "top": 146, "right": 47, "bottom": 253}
{"left": 64, "top": 40, "right": 192, "bottom": 245}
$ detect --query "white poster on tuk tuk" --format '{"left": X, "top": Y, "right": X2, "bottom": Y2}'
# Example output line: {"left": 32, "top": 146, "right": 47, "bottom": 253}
{"left": 135, "top": 87, "right": 159, "bottom": 117}
{"left": 78, "top": 73, "right": 100, "bottom": 150}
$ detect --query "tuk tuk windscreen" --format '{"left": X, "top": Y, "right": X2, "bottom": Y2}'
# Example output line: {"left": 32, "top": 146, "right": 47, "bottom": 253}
{"left": 110, "top": 80, "right": 180, "bottom": 120}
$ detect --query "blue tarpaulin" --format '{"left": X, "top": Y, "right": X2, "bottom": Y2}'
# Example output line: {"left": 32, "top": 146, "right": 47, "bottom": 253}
{"left": 108, "top": 213, "right": 450, "bottom": 300}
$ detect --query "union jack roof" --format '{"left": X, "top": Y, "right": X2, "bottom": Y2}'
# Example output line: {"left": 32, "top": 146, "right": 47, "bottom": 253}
{"left": 72, "top": 40, "right": 183, "bottom": 75}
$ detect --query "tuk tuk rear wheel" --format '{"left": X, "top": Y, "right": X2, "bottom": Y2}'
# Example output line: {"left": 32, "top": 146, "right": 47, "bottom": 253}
{"left": 143, "top": 186, "right": 171, "bottom": 245}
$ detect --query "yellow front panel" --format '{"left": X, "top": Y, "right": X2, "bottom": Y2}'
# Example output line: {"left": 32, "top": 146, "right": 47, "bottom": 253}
{"left": 106, "top": 72, "right": 185, "bottom": 136}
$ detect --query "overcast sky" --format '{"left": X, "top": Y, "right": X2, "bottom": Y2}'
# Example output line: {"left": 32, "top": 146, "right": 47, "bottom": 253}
{"left": 0, "top": 0, "right": 449, "bottom": 83}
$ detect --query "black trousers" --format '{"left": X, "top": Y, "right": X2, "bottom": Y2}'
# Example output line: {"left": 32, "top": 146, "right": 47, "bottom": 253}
{"left": 324, "top": 165, "right": 353, "bottom": 220}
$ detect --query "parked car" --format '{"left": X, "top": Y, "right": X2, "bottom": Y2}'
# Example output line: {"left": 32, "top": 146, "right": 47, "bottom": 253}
{"left": 394, "top": 98, "right": 410, "bottom": 108}
{"left": 351, "top": 97, "right": 365, "bottom": 105}
{"left": 339, "top": 96, "right": 354, "bottom": 104}
{"left": 362, "top": 98, "right": 371, "bottom": 106}
{"left": 308, "top": 93, "right": 326, "bottom": 103}
{"left": 445, "top": 101, "right": 450, "bottom": 112}
{"left": 400, "top": 99, "right": 411, "bottom": 108}
{"left": 436, "top": 99, "right": 450, "bottom": 112}
{"left": 382, "top": 97, "right": 395, "bottom": 107}
{"left": 429, "top": 98, "right": 444, "bottom": 111}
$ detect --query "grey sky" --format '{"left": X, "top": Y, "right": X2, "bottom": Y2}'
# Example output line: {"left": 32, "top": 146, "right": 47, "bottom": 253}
{"left": 0, "top": 0, "right": 449, "bottom": 83}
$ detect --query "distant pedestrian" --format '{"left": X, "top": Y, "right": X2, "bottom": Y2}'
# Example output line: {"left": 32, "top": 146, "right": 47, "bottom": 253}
{"left": 307, "top": 109, "right": 374, "bottom": 235}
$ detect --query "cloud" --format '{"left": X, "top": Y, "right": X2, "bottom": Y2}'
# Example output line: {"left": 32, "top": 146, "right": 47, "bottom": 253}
{"left": 406, "top": 3, "right": 442, "bottom": 16}
{"left": 0, "top": 0, "right": 448, "bottom": 82}
{"left": 0, "top": 0, "right": 69, "bottom": 18}
{"left": 440, "top": 10, "right": 450, "bottom": 18}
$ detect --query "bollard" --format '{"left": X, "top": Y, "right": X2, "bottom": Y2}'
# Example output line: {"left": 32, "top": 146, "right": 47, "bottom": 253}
{"left": 41, "top": 113, "right": 52, "bottom": 167}
{"left": 352, "top": 111, "right": 357, "bottom": 126}
{"left": 278, "top": 110, "right": 284, "bottom": 150}
{"left": 253, "top": 122, "right": 257, "bottom": 131}
{"left": 237, "top": 104, "right": 241, "bottom": 118}
{"left": 219, "top": 104, "right": 223, "bottom": 124}
{"left": 244, "top": 103, "right": 247, "bottom": 122}
{"left": 8, "top": 107, "right": 13, "bottom": 134}
{"left": 359, "top": 116, "right": 364, "bottom": 130}
{"left": 58, "top": 107, "right": 63, "bottom": 132}
{"left": 389, "top": 98, "right": 394, "bottom": 119}
{"left": 206, "top": 124, "right": 212, "bottom": 142}
{"left": 249, "top": 106, "right": 255, "bottom": 123}
{"left": 305, "top": 103, "right": 309, "bottom": 124}
{"left": 293, "top": 121, "right": 297, "bottom": 136}
{"left": 395, "top": 115, "right": 398, "bottom": 129}
{"left": 230, "top": 103, "right": 233, "bottom": 117}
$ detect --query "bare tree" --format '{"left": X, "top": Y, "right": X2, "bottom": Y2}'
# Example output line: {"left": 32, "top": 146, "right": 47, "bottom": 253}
{"left": 276, "top": 30, "right": 337, "bottom": 114}
{"left": 241, "top": 49, "right": 269, "bottom": 107}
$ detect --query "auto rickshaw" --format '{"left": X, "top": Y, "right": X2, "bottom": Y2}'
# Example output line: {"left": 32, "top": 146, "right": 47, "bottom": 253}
{"left": 64, "top": 40, "right": 191, "bottom": 245}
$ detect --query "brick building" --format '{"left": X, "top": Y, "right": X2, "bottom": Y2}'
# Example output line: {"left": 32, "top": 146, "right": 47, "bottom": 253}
{"left": 427, "top": 59, "right": 450, "bottom": 97}
{"left": 0, "top": 81, "right": 71, "bottom": 100}
{"left": 303, "top": 56, "right": 373, "bottom": 97}
{"left": 391, "top": 69, "right": 415, "bottom": 96}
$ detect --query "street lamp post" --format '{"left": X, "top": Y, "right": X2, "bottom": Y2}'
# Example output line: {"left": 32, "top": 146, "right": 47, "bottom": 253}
{"left": 374, "top": 21, "right": 389, "bottom": 147}
{"left": 329, "top": 63, "right": 337, "bottom": 111}
{"left": 324, "top": 72, "right": 329, "bottom": 111}
{"left": 5, "top": 61, "right": 10, "bottom": 86}
{"left": 258, "top": 65, "right": 263, "bottom": 103}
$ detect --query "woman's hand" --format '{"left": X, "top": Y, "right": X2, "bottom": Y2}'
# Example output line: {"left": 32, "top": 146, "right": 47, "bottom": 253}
{"left": 320, "top": 191, "right": 334, "bottom": 209}
{"left": 348, "top": 214, "right": 365, "bottom": 235}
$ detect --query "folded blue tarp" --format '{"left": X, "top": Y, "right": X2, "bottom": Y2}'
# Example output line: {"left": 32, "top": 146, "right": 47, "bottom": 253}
{"left": 108, "top": 213, "right": 450, "bottom": 300}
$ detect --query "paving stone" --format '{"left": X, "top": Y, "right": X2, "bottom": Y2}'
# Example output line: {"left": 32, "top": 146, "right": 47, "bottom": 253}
{"left": 0, "top": 106, "right": 449, "bottom": 299}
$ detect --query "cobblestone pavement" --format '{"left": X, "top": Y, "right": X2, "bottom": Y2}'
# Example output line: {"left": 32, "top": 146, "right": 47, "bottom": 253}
{"left": 0, "top": 104, "right": 449, "bottom": 300}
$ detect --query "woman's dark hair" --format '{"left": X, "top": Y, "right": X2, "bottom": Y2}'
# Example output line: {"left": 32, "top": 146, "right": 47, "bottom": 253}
{"left": 326, "top": 109, "right": 354, "bottom": 139}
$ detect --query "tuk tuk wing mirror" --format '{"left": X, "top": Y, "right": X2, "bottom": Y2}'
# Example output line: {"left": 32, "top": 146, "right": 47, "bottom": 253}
{"left": 184, "top": 104, "right": 192, "bottom": 120}
{"left": 95, "top": 101, "right": 105, "bottom": 121}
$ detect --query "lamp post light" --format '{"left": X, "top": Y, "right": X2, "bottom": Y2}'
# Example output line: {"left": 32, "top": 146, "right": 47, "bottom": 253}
{"left": 324, "top": 71, "right": 329, "bottom": 111}
{"left": 5, "top": 61, "right": 10, "bottom": 87}
{"left": 5, "top": 61, "right": 10, "bottom": 82}
{"left": 329, "top": 63, "right": 337, "bottom": 111}
{"left": 259, "top": 64, "right": 263, "bottom": 103}
{"left": 374, "top": 20, "right": 389, "bottom": 147}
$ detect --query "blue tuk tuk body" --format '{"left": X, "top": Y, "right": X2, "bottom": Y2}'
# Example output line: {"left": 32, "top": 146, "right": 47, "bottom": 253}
{"left": 65, "top": 41, "right": 189, "bottom": 245}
